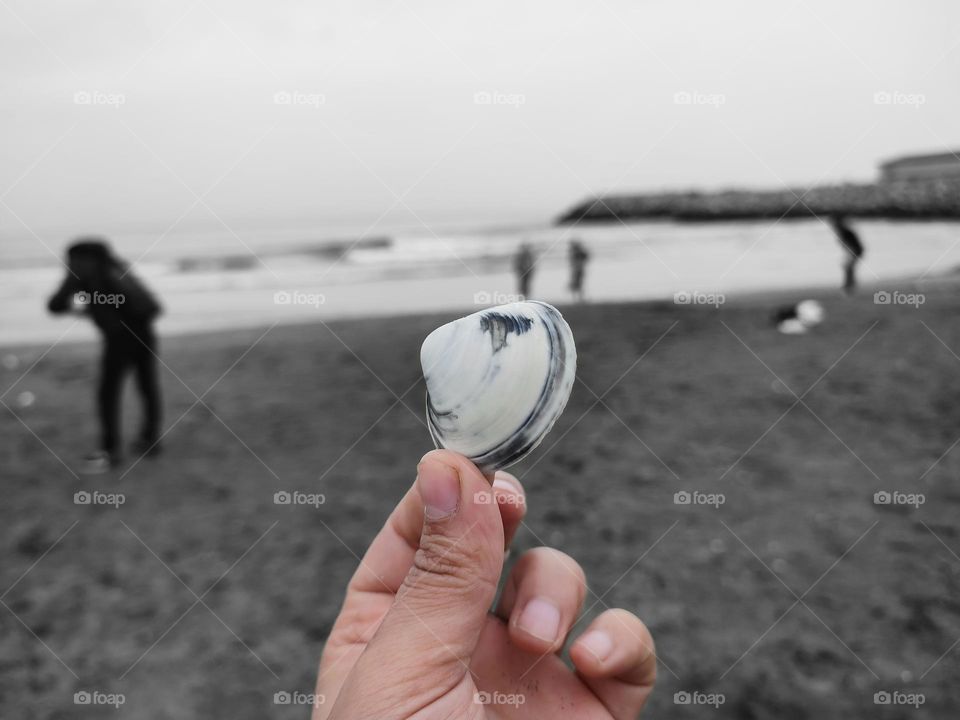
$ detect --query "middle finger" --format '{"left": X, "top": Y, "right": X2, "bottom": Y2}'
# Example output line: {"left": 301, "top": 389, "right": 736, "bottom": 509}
{"left": 495, "top": 547, "right": 587, "bottom": 654}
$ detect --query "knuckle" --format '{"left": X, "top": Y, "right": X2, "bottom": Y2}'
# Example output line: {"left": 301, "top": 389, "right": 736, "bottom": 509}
{"left": 405, "top": 532, "right": 497, "bottom": 598}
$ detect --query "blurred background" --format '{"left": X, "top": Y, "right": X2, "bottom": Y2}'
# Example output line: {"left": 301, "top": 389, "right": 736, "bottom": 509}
{"left": 1, "top": 0, "right": 959, "bottom": 717}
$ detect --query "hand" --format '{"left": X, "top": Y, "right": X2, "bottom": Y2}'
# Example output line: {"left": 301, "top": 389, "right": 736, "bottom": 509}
{"left": 313, "top": 450, "right": 656, "bottom": 719}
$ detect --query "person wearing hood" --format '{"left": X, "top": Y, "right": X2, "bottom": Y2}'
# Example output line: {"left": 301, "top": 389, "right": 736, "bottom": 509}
{"left": 48, "top": 238, "right": 163, "bottom": 473}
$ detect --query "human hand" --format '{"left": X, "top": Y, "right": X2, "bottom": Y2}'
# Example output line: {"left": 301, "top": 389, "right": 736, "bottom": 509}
{"left": 313, "top": 450, "right": 656, "bottom": 719}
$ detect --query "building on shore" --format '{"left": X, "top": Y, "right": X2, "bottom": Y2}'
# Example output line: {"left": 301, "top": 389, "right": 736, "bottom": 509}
{"left": 879, "top": 151, "right": 960, "bottom": 182}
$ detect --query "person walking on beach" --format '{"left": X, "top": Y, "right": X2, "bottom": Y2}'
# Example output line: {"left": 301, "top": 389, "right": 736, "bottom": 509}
{"left": 568, "top": 239, "right": 590, "bottom": 303}
{"left": 514, "top": 243, "right": 535, "bottom": 299}
{"left": 47, "top": 238, "right": 163, "bottom": 473}
{"left": 830, "top": 214, "right": 864, "bottom": 294}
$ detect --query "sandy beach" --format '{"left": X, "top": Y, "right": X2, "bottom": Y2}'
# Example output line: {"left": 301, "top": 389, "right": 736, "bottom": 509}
{"left": 2, "top": 282, "right": 958, "bottom": 718}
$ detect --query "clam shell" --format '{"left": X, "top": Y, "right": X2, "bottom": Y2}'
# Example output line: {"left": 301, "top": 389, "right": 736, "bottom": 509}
{"left": 420, "top": 301, "right": 577, "bottom": 474}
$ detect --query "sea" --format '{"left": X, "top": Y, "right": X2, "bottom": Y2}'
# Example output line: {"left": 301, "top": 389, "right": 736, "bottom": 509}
{"left": 1, "top": 219, "right": 958, "bottom": 346}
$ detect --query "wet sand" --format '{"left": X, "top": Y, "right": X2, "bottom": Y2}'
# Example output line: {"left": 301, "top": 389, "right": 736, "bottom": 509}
{"left": 2, "top": 285, "right": 958, "bottom": 718}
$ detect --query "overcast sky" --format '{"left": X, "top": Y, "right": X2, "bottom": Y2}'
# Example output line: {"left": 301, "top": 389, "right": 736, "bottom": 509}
{"left": 2, "top": 0, "right": 959, "bottom": 240}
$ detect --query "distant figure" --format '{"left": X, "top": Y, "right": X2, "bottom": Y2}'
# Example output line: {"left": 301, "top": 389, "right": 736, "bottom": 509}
{"left": 568, "top": 239, "right": 590, "bottom": 303}
{"left": 514, "top": 243, "right": 535, "bottom": 299}
{"left": 830, "top": 215, "right": 864, "bottom": 294}
{"left": 47, "top": 239, "right": 163, "bottom": 473}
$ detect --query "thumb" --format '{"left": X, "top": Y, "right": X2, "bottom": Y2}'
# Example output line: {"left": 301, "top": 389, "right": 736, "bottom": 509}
{"left": 355, "top": 451, "right": 505, "bottom": 695}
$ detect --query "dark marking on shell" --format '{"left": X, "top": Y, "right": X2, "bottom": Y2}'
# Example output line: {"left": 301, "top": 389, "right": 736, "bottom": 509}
{"left": 426, "top": 392, "right": 455, "bottom": 420}
{"left": 479, "top": 312, "right": 534, "bottom": 353}
{"left": 425, "top": 391, "right": 456, "bottom": 450}
{"left": 470, "top": 303, "right": 574, "bottom": 472}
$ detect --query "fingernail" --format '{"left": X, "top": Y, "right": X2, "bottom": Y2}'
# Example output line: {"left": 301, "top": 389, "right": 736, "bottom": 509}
{"left": 578, "top": 630, "right": 613, "bottom": 662}
{"left": 492, "top": 478, "right": 517, "bottom": 499}
{"left": 493, "top": 472, "right": 521, "bottom": 493}
{"left": 517, "top": 597, "right": 561, "bottom": 643}
{"left": 417, "top": 460, "right": 461, "bottom": 520}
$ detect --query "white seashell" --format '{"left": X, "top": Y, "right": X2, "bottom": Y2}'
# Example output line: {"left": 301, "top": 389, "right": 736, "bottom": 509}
{"left": 420, "top": 301, "right": 577, "bottom": 474}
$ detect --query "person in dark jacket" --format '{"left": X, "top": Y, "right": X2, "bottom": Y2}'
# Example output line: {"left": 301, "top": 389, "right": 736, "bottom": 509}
{"left": 830, "top": 214, "right": 864, "bottom": 294}
{"left": 48, "top": 238, "right": 163, "bottom": 473}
